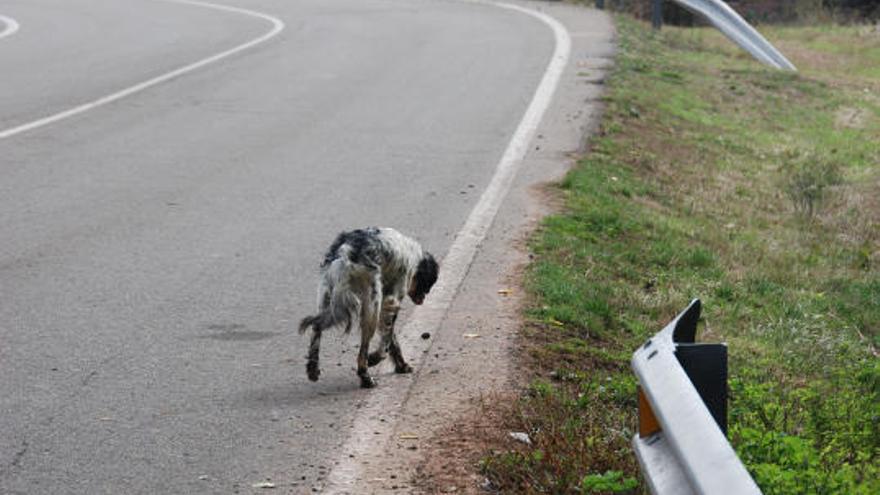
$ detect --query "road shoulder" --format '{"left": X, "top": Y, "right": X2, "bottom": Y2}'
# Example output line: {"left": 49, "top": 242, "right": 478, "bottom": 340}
{"left": 347, "top": 3, "right": 615, "bottom": 493}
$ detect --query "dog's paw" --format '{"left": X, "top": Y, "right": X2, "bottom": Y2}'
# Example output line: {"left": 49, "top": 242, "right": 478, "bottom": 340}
{"left": 359, "top": 374, "right": 377, "bottom": 389}
{"left": 394, "top": 363, "right": 413, "bottom": 374}
{"left": 306, "top": 361, "right": 321, "bottom": 382}
{"left": 367, "top": 351, "right": 386, "bottom": 367}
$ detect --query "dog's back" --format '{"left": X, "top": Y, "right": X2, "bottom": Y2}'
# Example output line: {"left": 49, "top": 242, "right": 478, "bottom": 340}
{"left": 299, "top": 228, "right": 384, "bottom": 335}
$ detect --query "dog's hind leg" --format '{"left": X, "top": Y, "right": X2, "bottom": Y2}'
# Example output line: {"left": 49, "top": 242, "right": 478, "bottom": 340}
{"left": 357, "top": 326, "right": 378, "bottom": 387}
{"left": 303, "top": 279, "right": 333, "bottom": 382}
{"left": 356, "top": 282, "right": 381, "bottom": 388}
{"left": 306, "top": 328, "right": 322, "bottom": 381}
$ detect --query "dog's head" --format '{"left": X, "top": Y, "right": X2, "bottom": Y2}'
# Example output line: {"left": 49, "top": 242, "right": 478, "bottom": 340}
{"left": 409, "top": 252, "right": 439, "bottom": 305}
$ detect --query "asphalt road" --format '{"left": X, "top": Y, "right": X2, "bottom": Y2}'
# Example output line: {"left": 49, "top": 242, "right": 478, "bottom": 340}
{"left": 0, "top": 0, "right": 553, "bottom": 493}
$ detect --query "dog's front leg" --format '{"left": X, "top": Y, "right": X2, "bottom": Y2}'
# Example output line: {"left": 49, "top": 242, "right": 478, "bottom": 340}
{"left": 368, "top": 297, "right": 399, "bottom": 367}
{"left": 378, "top": 298, "right": 412, "bottom": 374}
{"left": 387, "top": 323, "right": 412, "bottom": 374}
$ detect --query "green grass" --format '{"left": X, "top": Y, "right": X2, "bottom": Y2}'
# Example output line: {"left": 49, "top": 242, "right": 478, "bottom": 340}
{"left": 481, "top": 16, "right": 879, "bottom": 495}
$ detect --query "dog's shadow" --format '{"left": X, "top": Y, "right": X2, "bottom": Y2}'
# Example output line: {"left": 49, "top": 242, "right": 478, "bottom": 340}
{"left": 233, "top": 367, "right": 402, "bottom": 410}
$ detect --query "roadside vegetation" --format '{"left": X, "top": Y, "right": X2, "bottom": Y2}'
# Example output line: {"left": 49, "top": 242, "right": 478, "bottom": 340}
{"left": 481, "top": 14, "right": 879, "bottom": 495}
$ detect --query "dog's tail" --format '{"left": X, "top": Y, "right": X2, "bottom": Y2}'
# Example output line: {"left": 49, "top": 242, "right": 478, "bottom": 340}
{"left": 298, "top": 283, "right": 360, "bottom": 335}
{"left": 298, "top": 314, "right": 323, "bottom": 334}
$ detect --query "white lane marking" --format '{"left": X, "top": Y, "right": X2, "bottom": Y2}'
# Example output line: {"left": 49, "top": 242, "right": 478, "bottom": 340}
{"left": 0, "top": 0, "right": 284, "bottom": 140}
{"left": 0, "top": 15, "right": 20, "bottom": 40}
{"left": 324, "top": 1, "right": 571, "bottom": 491}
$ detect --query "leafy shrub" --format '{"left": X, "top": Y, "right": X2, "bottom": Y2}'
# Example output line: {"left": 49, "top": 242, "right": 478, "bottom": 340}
{"left": 580, "top": 470, "right": 638, "bottom": 493}
{"left": 779, "top": 151, "right": 843, "bottom": 218}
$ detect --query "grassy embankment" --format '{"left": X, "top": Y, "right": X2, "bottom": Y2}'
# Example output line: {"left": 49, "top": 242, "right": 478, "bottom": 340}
{"left": 481, "top": 16, "right": 879, "bottom": 495}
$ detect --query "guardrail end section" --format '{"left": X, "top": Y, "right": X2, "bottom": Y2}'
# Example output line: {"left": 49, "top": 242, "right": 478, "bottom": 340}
{"left": 671, "top": 298, "right": 701, "bottom": 343}
{"left": 632, "top": 299, "right": 762, "bottom": 494}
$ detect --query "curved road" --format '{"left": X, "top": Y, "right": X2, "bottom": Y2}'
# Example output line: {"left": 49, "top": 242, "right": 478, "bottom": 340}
{"left": 0, "top": 0, "right": 556, "bottom": 493}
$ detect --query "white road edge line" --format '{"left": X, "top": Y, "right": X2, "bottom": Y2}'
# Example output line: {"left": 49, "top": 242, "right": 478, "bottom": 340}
{"left": 323, "top": 1, "right": 571, "bottom": 492}
{"left": 0, "top": 15, "right": 20, "bottom": 40}
{"left": 0, "top": 0, "right": 284, "bottom": 140}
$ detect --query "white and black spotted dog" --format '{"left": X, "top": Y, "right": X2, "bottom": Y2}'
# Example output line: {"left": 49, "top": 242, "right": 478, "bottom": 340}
{"left": 298, "top": 227, "right": 439, "bottom": 388}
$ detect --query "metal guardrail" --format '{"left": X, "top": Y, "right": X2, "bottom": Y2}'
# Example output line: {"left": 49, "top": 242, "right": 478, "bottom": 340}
{"left": 668, "top": 0, "right": 796, "bottom": 70}
{"left": 596, "top": 0, "right": 796, "bottom": 70}
{"left": 632, "top": 299, "right": 762, "bottom": 494}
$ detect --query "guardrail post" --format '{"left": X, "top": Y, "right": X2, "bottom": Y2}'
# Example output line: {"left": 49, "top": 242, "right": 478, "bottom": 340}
{"left": 676, "top": 343, "right": 728, "bottom": 434}
{"left": 652, "top": 0, "right": 664, "bottom": 29}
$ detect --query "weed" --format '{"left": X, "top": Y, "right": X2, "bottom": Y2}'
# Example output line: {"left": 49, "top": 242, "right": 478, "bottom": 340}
{"left": 779, "top": 150, "right": 844, "bottom": 218}
{"left": 580, "top": 471, "right": 638, "bottom": 493}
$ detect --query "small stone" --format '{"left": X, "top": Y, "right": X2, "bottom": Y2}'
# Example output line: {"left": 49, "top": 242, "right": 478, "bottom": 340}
{"left": 509, "top": 432, "right": 532, "bottom": 445}
{"left": 481, "top": 478, "right": 498, "bottom": 491}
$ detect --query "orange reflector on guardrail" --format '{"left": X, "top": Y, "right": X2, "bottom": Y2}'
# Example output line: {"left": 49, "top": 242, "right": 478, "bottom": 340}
{"left": 638, "top": 386, "right": 661, "bottom": 438}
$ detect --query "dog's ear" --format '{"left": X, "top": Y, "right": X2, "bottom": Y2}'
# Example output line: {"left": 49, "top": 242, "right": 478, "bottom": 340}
{"left": 414, "top": 253, "right": 439, "bottom": 295}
